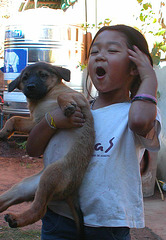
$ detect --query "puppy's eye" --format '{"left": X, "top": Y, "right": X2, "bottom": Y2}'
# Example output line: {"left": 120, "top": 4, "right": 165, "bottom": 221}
{"left": 39, "top": 71, "right": 49, "bottom": 78}
{"left": 22, "top": 73, "right": 28, "bottom": 81}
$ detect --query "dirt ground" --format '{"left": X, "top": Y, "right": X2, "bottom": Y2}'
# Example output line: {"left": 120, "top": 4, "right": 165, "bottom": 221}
{"left": 0, "top": 137, "right": 43, "bottom": 233}
{"left": 0, "top": 138, "right": 163, "bottom": 240}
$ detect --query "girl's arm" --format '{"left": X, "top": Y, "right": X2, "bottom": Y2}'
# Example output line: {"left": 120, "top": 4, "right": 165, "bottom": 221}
{"left": 26, "top": 106, "right": 85, "bottom": 157}
{"left": 128, "top": 46, "right": 158, "bottom": 137}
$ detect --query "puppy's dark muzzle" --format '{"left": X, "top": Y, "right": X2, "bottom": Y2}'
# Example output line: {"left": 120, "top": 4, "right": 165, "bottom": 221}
{"left": 27, "top": 83, "right": 36, "bottom": 91}
{"left": 24, "top": 83, "right": 47, "bottom": 100}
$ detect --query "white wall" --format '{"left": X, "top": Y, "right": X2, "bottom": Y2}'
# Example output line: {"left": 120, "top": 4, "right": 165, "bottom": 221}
{"left": 155, "top": 64, "right": 166, "bottom": 180}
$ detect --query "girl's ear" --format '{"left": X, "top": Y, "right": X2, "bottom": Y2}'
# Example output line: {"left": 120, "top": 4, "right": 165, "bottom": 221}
{"left": 130, "top": 77, "right": 141, "bottom": 99}
{"left": 129, "top": 63, "right": 140, "bottom": 98}
{"left": 130, "top": 65, "right": 139, "bottom": 76}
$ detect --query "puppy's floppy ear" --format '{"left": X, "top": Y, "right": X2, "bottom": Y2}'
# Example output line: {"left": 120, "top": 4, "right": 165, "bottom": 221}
{"left": 53, "top": 66, "right": 71, "bottom": 82}
{"left": 8, "top": 76, "right": 21, "bottom": 92}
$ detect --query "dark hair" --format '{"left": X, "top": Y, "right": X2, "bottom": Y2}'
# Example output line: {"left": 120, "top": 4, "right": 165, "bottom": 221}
{"left": 87, "top": 24, "right": 153, "bottom": 98}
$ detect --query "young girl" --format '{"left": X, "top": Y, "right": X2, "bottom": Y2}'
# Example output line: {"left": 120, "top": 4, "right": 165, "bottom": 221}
{"left": 26, "top": 25, "right": 161, "bottom": 240}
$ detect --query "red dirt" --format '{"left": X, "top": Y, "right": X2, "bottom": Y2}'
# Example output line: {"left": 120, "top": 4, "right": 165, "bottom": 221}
{"left": 0, "top": 138, "right": 42, "bottom": 231}
{"left": 0, "top": 138, "right": 163, "bottom": 239}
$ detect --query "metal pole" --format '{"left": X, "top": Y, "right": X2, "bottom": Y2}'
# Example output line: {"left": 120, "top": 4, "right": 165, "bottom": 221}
{"left": 95, "top": 0, "right": 97, "bottom": 29}
{"left": 34, "top": 0, "right": 38, "bottom": 9}
{"left": 85, "top": 0, "right": 88, "bottom": 61}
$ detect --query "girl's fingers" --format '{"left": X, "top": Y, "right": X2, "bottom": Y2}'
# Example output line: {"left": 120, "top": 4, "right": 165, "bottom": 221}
{"left": 74, "top": 116, "right": 85, "bottom": 123}
{"left": 75, "top": 106, "right": 82, "bottom": 112}
{"left": 72, "top": 107, "right": 85, "bottom": 118}
{"left": 71, "top": 114, "right": 85, "bottom": 124}
{"left": 128, "top": 46, "right": 150, "bottom": 61}
{"left": 74, "top": 112, "right": 84, "bottom": 119}
{"left": 128, "top": 46, "right": 156, "bottom": 83}
{"left": 128, "top": 47, "right": 151, "bottom": 67}
{"left": 133, "top": 45, "right": 141, "bottom": 53}
{"left": 70, "top": 117, "right": 85, "bottom": 127}
{"left": 69, "top": 109, "right": 85, "bottom": 127}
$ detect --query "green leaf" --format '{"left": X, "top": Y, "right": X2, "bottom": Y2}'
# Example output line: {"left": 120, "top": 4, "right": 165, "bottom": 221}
{"left": 140, "top": 13, "right": 144, "bottom": 22}
{"left": 152, "top": 47, "right": 158, "bottom": 55}
{"left": 143, "top": 3, "right": 152, "bottom": 10}
{"left": 161, "top": 45, "right": 166, "bottom": 52}
{"left": 17, "top": 141, "right": 27, "bottom": 149}
{"left": 143, "top": 3, "right": 149, "bottom": 10}
{"left": 137, "top": 0, "right": 143, "bottom": 4}
{"left": 157, "top": 91, "right": 160, "bottom": 99}
{"left": 153, "top": 18, "right": 157, "bottom": 23}
{"left": 152, "top": 56, "right": 160, "bottom": 65}
{"left": 155, "top": 29, "right": 166, "bottom": 36}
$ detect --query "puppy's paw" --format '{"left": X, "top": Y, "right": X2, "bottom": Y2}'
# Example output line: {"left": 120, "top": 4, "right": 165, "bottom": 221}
{"left": 64, "top": 103, "right": 77, "bottom": 117}
{"left": 0, "top": 132, "right": 7, "bottom": 140}
{"left": 0, "top": 137, "right": 7, "bottom": 141}
{"left": 0, "top": 129, "right": 12, "bottom": 140}
{"left": 4, "top": 214, "right": 18, "bottom": 228}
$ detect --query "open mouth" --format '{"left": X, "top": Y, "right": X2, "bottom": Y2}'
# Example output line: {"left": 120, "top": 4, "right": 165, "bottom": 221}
{"left": 96, "top": 67, "right": 106, "bottom": 77}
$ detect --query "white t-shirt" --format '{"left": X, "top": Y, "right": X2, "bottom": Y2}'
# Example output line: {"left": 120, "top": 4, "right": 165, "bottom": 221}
{"left": 47, "top": 102, "right": 161, "bottom": 229}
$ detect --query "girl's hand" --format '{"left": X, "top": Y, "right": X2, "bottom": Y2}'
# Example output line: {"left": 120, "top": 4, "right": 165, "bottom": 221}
{"left": 26, "top": 106, "right": 85, "bottom": 157}
{"left": 50, "top": 106, "right": 85, "bottom": 129}
{"left": 128, "top": 46, "right": 156, "bottom": 83}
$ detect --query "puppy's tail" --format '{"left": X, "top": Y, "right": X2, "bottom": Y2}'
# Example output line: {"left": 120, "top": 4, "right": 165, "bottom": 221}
{"left": 67, "top": 197, "right": 85, "bottom": 240}
{"left": 75, "top": 203, "right": 85, "bottom": 240}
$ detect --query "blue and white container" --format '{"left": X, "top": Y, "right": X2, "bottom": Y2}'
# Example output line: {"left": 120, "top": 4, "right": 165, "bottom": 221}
{"left": 3, "top": 8, "right": 84, "bottom": 114}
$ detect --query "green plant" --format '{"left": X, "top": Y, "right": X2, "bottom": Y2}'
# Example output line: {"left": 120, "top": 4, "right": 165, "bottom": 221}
{"left": 81, "top": 18, "right": 112, "bottom": 31}
{"left": 136, "top": 0, "right": 166, "bottom": 65}
{"left": 157, "top": 90, "right": 161, "bottom": 100}
{"left": 16, "top": 140, "right": 27, "bottom": 149}
{"left": 76, "top": 62, "right": 87, "bottom": 71}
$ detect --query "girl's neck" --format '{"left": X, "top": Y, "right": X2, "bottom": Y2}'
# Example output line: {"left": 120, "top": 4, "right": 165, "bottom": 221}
{"left": 92, "top": 92, "right": 130, "bottom": 110}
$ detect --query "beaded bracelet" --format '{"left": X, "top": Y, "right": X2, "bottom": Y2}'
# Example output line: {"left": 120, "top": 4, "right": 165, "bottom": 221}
{"left": 45, "top": 112, "right": 57, "bottom": 130}
{"left": 131, "top": 94, "right": 157, "bottom": 105}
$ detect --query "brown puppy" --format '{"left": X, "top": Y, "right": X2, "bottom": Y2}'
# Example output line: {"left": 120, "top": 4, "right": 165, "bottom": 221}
{"left": 0, "top": 62, "right": 95, "bottom": 239}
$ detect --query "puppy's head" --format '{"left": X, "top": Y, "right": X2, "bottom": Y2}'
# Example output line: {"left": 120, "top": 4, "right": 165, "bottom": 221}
{"left": 8, "top": 62, "right": 70, "bottom": 100}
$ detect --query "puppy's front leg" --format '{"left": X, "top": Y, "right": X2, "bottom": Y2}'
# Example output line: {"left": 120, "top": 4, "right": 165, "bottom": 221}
{"left": 0, "top": 116, "right": 35, "bottom": 139}
{"left": 0, "top": 170, "right": 43, "bottom": 213}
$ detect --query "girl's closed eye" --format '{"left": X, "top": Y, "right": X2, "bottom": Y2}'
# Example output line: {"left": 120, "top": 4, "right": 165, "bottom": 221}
{"left": 108, "top": 48, "right": 119, "bottom": 53}
{"left": 90, "top": 49, "right": 98, "bottom": 55}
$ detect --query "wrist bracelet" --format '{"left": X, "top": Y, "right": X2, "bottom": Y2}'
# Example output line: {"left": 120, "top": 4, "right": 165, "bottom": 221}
{"left": 135, "top": 94, "right": 157, "bottom": 103}
{"left": 131, "top": 94, "right": 157, "bottom": 105}
{"left": 45, "top": 112, "right": 57, "bottom": 130}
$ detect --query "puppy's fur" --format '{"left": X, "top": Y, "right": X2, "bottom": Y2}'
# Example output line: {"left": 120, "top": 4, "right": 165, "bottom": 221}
{"left": 0, "top": 62, "right": 95, "bottom": 239}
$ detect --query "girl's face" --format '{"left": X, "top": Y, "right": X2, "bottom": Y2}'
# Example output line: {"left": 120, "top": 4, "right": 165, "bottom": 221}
{"left": 88, "top": 30, "right": 134, "bottom": 97}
